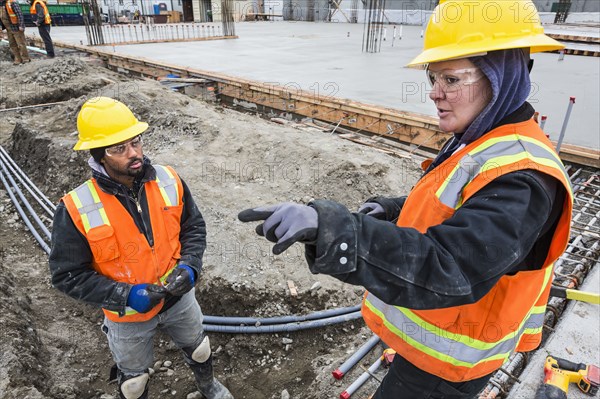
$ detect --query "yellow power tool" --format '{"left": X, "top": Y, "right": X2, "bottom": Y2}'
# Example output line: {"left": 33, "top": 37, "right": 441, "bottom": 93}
{"left": 535, "top": 355, "right": 599, "bottom": 399}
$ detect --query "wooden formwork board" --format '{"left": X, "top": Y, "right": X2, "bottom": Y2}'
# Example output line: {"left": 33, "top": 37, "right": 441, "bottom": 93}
{"left": 547, "top": 33, "right": 600, "bottom": 44}
{"left": 217, "top": 82, "right": 448, "bottom": 151}
{"left": 562, "top": 48, "right": 600, "bottom": 57}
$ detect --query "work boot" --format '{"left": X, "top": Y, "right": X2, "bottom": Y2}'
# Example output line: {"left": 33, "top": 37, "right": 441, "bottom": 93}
{"left": 189, "top": 355, "right": 233, "bottom": 399}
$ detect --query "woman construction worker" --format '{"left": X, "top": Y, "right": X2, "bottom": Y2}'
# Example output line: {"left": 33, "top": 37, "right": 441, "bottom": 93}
{"left": 238, "top": 0, "right": 574, "bottom": 397}
{"left": 49, "top": 97, "right": 233, "bottom": 399}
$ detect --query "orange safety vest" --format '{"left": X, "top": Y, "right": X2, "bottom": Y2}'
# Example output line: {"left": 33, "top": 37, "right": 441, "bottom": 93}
{"left": 30, "top": 0, "right": 51, "bottom": 24}
{"left": 62, "top": 165, "right": 184, "bottom": 323}
{"left": 5, "top": 0, "right": 18, "bottom": 25}
{"left": 362, "top": 119, "right": 573, "bottom": 382}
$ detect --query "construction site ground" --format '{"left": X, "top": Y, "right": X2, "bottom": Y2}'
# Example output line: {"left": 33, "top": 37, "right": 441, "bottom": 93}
{"left": 1, "top": 21, "right": 599, "bottom": 399}
{"left": 0, "top": 51, "right": 420, "bottom": 399}
{"left": 39, "top": 22, "right": 600, "bottom": 150}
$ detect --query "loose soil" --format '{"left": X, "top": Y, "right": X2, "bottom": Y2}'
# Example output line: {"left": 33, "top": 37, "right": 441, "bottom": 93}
{"left": 0, "top": 49, "right": 423, "bottom": 399}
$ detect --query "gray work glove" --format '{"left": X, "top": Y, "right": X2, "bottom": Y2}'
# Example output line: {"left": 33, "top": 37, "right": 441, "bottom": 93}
{"left": 358, "top": 202, "right": 385, "bottom": 218}
{"left": 238, "top": 202, "right": 318, "bottom": 255}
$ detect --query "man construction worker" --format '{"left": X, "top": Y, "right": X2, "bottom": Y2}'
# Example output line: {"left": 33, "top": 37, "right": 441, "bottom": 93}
{"left": 238, "top": 1, "right": 573, "bottom": 398}
{"left": 49, "top": 97, "right": 233, "bottom": 399}
{"left": 29, "top": 0, "right": 54, "bottom": 58}
{"left": 0, "top": 0, "right": 30, "bottom": 64}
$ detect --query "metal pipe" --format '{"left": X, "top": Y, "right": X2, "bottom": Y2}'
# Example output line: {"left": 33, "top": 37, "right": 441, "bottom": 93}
{"left": 555, "top": 96, "right": 575, "bottom": 153}
{"left": 332, "top": 335, "right": 380, "bottom": 379}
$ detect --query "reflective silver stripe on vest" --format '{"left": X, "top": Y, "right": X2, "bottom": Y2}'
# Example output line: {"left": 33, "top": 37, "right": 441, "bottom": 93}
{"left": 437, "top": 137, "right": 570, "bottom": 209}
{"left": 365, "top": 293, "right": 543, "bottom": 365}
{"left": 154, "top": 165, "right": 179, "bottom": 206}
{"left": 72, "top": 181, "right": 106, "bottom": 231}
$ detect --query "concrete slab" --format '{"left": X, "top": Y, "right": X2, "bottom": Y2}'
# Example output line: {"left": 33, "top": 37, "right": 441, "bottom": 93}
{"left": 31, "top": 22, "right": 600, "bottom": 150}
{"left": 507, "top": 263, "right": 600, "bottom": 399}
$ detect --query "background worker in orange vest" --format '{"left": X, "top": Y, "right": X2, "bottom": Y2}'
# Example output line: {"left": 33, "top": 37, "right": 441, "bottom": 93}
{"left": 29, "top": 0, "right": 54, "bottom": 58}
{"left": 238, "top": 1, "right": 573, "bottom": 398}
{"left": 49, "top": 97, "right": 233, "bottom": 399}
{"left": 0, "top": 0, "right": 30, "bottom": 64}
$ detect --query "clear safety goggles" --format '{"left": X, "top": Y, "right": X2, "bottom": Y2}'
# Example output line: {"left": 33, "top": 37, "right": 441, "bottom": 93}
{"left": 425, "top": 67, "right": 485, "bottom": 92}
{"left": 105, "top": 135, "right": 143, "bottom": 157}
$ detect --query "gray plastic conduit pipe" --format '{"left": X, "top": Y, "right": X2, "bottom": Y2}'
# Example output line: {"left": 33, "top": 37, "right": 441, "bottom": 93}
{"left": 203, "top": 311, "right": 363, "bottom": 333}
{"left": 0, "top": 146, "right": 56, "bottom": 215}
{"left": 332, "top": 335, "right": 380, "bottom": 379}
{"left": 203, "top": 305, "right": 361, "bottom": 326}
{"left": 0, "top": 166, "right": 51, "bottom": 254}
{"left": 0, "top": 159, "right": 52, "bottom": 240}
{"left": 0, "top": 149, "right": 55, "bottom": 217}
{"left": 0, "top": 149, "right": 56, "bottom": 218}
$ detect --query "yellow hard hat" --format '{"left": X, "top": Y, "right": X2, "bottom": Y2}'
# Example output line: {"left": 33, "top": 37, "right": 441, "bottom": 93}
{"left": 74, "top": 97, "right": 149, "bottom": 150}
{"left": 407, "top": 0, "right": 565, "bottom": 67}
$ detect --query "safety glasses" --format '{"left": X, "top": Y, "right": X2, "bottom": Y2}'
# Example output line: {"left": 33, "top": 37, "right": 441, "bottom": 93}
{"left": 426, "top": 67, "right": 485, "bottom": 93}
{"left": 105, "top": 135, "right": 143, "bottom": 157}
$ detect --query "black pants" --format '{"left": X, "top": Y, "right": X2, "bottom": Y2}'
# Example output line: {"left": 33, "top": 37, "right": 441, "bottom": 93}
{"left": 37, "top": 24, "right": 54, "bottom": 57}
{"left": 373, "top": 355, "right": 493, "bottom": 399}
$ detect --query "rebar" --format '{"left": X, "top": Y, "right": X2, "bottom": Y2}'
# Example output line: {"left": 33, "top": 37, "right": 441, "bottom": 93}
{"left": 362, "top": 0, "right": 386, "bottom": 53}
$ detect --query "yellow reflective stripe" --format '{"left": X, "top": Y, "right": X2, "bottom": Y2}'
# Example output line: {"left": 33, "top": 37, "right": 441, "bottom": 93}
{"left": 364, "top": 299, "right": 511, "bottom": 368}
{"left": 364, "top": 265, "right": 554, "bottom": 367}
{"left": 473, "top": 134, "right": 572, "bottom": 195}
{"left": 69, "top": 189, "right": 92, "bottom": 232}
{"left": 399, "top": 307, "right": 517, "bottom": 351}
{"left": 106, "top": 307, "right": 139, "bottom": 316}
{"left": 435, "top": 162, "right": 462, "bottom": 199}
{"left": 156, "top": 165, "right": 178, "bottom": 207}
{"left": 160, "top": 266, "right": 177, "bottom": 283}
{"left": 480, "top": 152, "right": 562, "bottom": 175}
{"left": 87, "top": 180, "right": 111, "bottom": 228}
{"left": 167, "top": 167, "right": 180, "bottom": 203}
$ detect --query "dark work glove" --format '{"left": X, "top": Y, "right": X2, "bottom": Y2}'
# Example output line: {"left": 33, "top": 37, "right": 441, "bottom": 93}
{"left": 238, "top": 203, "right": 318, "bottom": 255}
{"left": 127, "top": 284, "right": 167, "bottom": 313}
{"left": 164, "top": 264, "right": 195, "bottom": 296}
{"left": 358, "top": 202, "right": 385, "bottom": 219}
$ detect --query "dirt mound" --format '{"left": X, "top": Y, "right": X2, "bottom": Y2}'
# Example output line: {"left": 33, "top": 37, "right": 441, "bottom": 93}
{"left": 0, "top": 54, "right": 422, "bottom": 398}
{"left": 24, "top": 56, "right": 88, "bottom": 86}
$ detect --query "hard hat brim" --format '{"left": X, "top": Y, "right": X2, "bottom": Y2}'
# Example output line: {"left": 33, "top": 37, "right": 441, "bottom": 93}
{"left": 73, "top": 121, "right": 149, "bottom": 151}
{"left": 406, "top": 35, "right": 565, "bottom": 67}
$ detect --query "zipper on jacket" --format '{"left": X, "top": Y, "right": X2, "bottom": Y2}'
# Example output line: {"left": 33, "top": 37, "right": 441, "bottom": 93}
{"left": 135, "top": 198, "right": 142, "bottom": 214}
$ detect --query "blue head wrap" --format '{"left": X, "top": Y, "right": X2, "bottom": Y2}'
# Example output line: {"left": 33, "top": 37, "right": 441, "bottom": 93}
{"left": 460, "top": 49, "right": 531, "bottom": 145}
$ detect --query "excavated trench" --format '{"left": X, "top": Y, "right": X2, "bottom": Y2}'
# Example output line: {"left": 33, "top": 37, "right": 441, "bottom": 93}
{"left": 1, "top": 50, "right": 419, "bottom": 399}
{"left": 1, "top": 105, "right": 372, "bottom": 399}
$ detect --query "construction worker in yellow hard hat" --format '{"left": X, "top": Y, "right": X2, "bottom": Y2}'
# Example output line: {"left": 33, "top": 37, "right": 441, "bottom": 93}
{"left": 50, "top": 97, "right": 234, "bottom": 399}
{"left": 238, "top": 1, "right": 573, "bottom": 398}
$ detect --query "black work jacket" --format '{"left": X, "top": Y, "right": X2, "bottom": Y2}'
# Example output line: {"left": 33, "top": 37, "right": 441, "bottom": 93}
{"left": 48, "top": 157, "right": 206, "bottom": 314}
{"left": 306, "top": 103, "right": 567, "bottom": 309}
